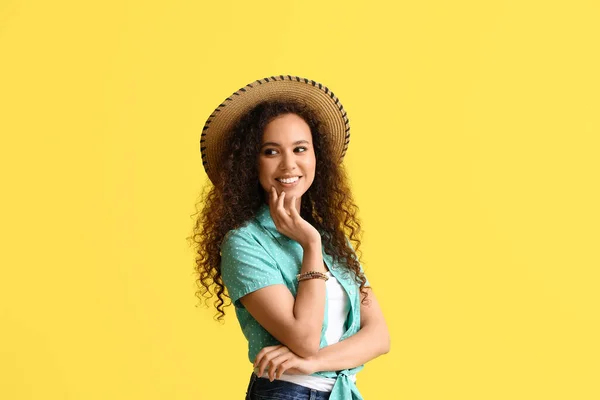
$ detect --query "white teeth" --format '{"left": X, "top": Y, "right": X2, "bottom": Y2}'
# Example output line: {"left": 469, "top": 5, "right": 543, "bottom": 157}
{"left": 277, "top": 176, "right": 299, "bottom": 184}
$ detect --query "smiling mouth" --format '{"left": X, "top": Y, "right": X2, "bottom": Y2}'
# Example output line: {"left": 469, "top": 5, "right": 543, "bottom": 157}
{"left": 275, "top": 176, "right": 301, "bottom": 184}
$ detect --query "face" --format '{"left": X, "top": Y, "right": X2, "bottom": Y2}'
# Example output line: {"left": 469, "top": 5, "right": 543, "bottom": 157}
{"left": 258, "top": 113, "right": 316, "bottom": 206}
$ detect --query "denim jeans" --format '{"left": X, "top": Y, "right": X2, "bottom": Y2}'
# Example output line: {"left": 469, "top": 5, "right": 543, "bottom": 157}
{"left": 245, "top": 372, "right": 331, "bottom": 400}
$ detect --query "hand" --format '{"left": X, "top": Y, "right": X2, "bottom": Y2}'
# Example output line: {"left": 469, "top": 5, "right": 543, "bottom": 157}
{"left": 253, "top": 344, "right": 318, "bottom": 382}
{"left": 268, "top": 187, "right": 321, "bottom": 248}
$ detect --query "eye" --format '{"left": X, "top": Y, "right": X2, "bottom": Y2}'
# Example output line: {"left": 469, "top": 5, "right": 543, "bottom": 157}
{"left": 263, "top": 148, "right": 278, "bottom": 156}
{"left": 295, "top": 146, "right": 308, "bottom": 153}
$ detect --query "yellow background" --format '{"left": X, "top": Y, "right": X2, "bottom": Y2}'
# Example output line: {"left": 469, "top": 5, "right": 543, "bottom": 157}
{"left": 1, "top": 0, "right": 599, "bottom": 399}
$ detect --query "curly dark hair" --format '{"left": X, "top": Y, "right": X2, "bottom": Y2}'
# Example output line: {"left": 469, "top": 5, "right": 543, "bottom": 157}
{"left": 189, "top": 99, "right": 368, "bottom": 321}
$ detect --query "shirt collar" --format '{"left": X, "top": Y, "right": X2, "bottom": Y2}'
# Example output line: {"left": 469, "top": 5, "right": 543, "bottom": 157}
{"left": 255, "top": 203, "right": 280, "bottom": 235}
{"left": 255, "top": 203, "right": 366, "bottom": 399}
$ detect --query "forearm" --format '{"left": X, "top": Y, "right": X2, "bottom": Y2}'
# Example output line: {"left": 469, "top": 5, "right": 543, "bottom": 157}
{"left": 311, "top": 323, "right": 390, "bottom": 372}
{"left": 293, "top": 240, "right": 326, "bottom": 352}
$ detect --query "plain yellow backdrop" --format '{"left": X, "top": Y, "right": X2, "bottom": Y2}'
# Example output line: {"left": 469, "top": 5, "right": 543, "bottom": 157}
{"left": 1, "top": 0, "right": 599, "bottom": 399}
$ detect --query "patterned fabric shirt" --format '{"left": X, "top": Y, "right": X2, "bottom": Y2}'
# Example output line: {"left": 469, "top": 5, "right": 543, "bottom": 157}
{"left": 220, "top": 203, "right": 369, "bottom": 400}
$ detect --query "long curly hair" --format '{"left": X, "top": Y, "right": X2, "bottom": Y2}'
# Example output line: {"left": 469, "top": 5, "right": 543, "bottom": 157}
{"left": 189, "top": 99, "right": 368, "bottom": 321}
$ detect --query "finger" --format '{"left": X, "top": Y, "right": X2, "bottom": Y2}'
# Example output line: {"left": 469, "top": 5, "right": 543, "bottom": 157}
{"left": 257, "top": 345, "right": 288, "bottom": 378}
{"left": 268, "top": 353, "right": 292, "bottom": 381}
{"left": 276, "top": 359, "right": 293, "bottom": 379}
{"left": 283, "top": 195, "right": 295, "bottom": 217}
{"left": 254, "top": 344, "right": 282, "bottom": 374}
{"left": 277, "top": 190, "right": 286, "bottom": 210}
{"left": 254, "top": 345, "right": 281, "bottom": 367}
{"left": 259, "top": 353, "right": 287, "bottom": 382}
{"left": 289, "top": 196, "right": 300, "bottom": 219}
{"left": 276, "top": 191, "right": 290, "bottom": 221}
{"left": 269, "top": 187, "right": 281, "bottom": 226}
{"left": 269, "top": 186, "right": 278, "bottom": 211}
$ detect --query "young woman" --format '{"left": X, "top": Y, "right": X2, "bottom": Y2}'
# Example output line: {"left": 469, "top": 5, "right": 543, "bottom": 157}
{"left": 191, "top": 75, "right": 390, "bottom": 400}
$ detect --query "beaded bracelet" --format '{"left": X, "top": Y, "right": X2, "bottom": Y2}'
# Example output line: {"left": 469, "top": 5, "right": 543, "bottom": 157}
{"left": 296, "top": 271, "right": 329, "bottom": 282}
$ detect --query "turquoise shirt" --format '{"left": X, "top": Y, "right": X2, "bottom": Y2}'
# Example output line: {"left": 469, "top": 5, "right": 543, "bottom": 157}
{"left": 220, "top": 203, "right": 369, "bottom": 400}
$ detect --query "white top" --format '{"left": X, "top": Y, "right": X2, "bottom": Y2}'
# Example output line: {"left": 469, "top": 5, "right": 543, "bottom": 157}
{"left": 259, "top": 271, "right": 356, "bottom": 392}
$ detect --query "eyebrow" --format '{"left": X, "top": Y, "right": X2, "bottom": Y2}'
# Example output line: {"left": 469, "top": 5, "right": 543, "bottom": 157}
{"left": 261, "top": 140, "right": 310, "bottom": 148}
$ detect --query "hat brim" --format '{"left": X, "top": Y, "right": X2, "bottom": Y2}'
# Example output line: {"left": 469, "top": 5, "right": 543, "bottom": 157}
{"left": 200, "top": 75, "right": 350, "bottom": 184}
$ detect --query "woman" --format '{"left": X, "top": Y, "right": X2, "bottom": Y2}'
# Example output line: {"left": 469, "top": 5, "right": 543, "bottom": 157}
{"left": 191, "top": 75, "right": 390, "bottom": 400}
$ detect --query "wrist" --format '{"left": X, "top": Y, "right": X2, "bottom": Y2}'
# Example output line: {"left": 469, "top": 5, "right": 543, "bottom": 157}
{"left": 306, "top": 353, "right": 321, "bottom": 374}
{"left": 300, "top": 235, "right": 321, "bottom": 250}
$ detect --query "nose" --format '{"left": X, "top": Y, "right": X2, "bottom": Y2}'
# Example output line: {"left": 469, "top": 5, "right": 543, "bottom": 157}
{"left": 279, "top": 150, "right": 297, "bottom": 171}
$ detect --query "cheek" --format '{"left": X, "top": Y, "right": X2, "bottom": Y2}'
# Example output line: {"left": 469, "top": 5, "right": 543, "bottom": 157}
{"left": 257, "top": 159, "right": 274, "bottom": 184}
{"left": 310, "top": 152, "right": 317, "bottom": 172}
{"left": 257, "top": 158, "right": 269, "bottom": 174}
{"left": 303, "top": 156, "right": 317, "bottom": 182}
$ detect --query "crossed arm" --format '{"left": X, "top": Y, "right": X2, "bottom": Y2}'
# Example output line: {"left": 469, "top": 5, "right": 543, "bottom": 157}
{"left": 244, "top": 285, "right": 390, "bottom": 380}
{"left": 307, "top": 286, "right": 390, "bottom": 371}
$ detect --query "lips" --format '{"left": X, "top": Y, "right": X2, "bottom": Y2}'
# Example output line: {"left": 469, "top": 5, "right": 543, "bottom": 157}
{"left": 275, "top": 176, "right": 302, "bottom": 187}
{"left": 276, "top": 176, "right": 300, "bottom": 184}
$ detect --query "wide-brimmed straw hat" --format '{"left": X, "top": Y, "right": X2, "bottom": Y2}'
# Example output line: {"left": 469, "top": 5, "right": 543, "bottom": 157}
{"left": 200, "top": 75, "right": 350, "bottom": 184}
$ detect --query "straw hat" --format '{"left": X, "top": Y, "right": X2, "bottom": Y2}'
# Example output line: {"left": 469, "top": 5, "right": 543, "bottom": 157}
{"left": 200, "top": 75, "right": 350, "bottom": 184}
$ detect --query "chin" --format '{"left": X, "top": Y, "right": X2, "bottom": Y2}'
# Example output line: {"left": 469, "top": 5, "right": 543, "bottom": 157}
{"left": 278, "top": 186, "right": 306, "bottom": 197}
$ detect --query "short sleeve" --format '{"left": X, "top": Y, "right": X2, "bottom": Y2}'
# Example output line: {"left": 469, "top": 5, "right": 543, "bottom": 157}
{"left": 220, "top": 229, "right": 286, "bottom": 307}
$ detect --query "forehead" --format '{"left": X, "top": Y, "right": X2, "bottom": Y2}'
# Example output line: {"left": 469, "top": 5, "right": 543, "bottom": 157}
{"left": 262, "top": 113, "right": 312, "bottom": 143}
